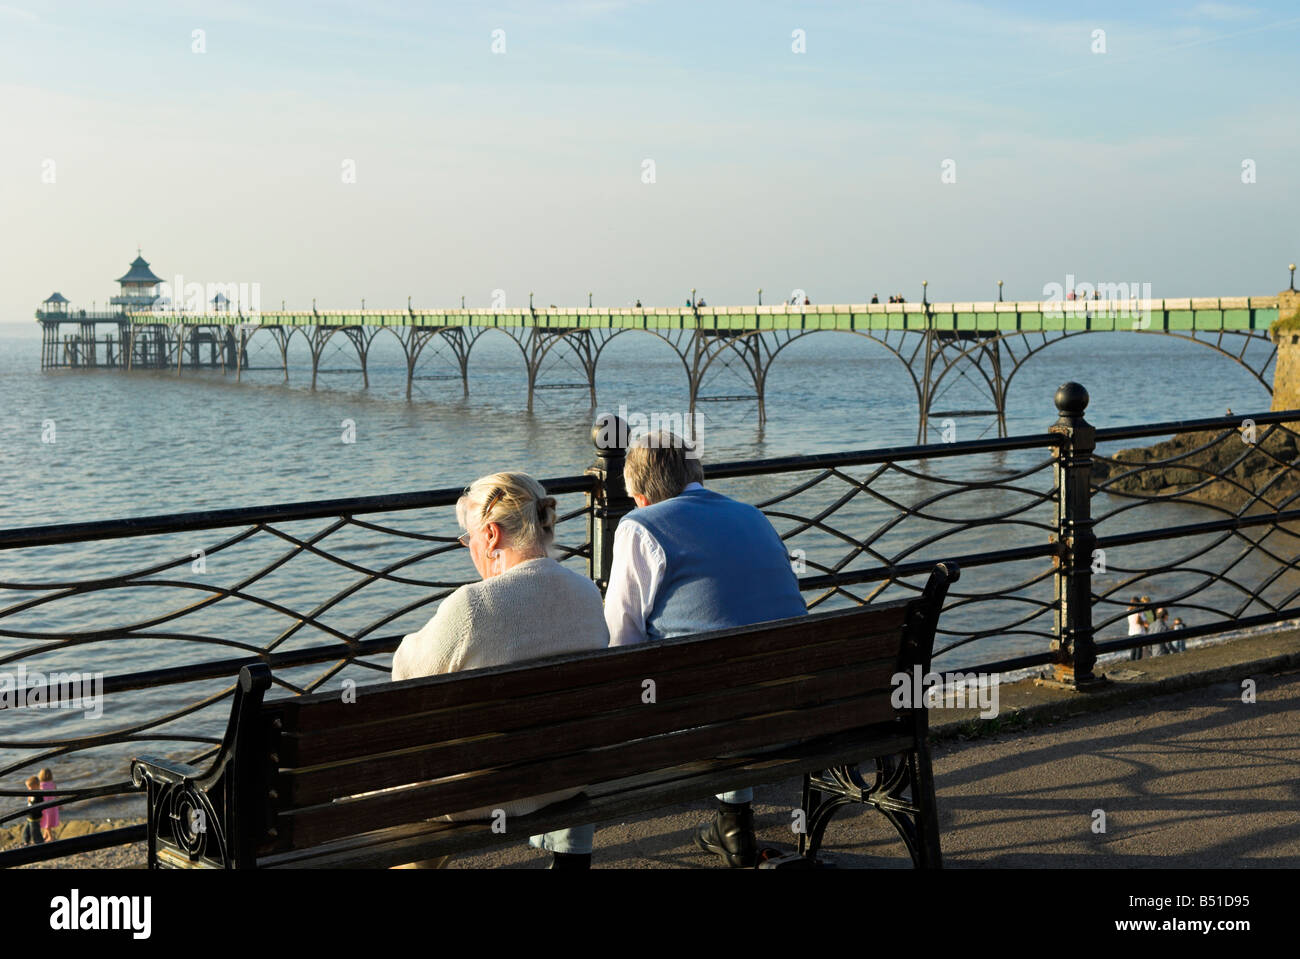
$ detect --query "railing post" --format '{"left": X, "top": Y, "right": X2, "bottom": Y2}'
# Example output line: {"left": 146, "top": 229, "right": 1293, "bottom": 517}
{"left": 1049, "top": 382, "right": 1104, "bottom": 688}
{"left": 586, "top": 413, "right": 633, "bottom": 594}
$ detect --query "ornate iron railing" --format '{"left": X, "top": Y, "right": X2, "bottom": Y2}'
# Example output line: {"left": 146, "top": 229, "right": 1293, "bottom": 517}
{"left": 705, "top": 438, "right": 1062, "bottom": 669}
{"left": 5, "top": 382, "right": 1300, "bottom": 865}
{"left": 1090, "top": 409, "right": 1300, "bottom": 658}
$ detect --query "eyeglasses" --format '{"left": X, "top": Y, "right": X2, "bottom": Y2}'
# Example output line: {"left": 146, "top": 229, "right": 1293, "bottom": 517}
{"left": 457, "top": 530, "right": 474, "bottom": 548}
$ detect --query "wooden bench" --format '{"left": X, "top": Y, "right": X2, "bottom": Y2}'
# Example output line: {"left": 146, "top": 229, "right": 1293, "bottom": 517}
{"left": 131, "top": 562, "right": 958, "bottom": 869}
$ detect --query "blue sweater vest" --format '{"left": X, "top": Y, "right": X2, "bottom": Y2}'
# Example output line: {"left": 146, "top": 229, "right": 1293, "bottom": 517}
{"left": 629, "top": 487, "right": 807, "bottom": 640}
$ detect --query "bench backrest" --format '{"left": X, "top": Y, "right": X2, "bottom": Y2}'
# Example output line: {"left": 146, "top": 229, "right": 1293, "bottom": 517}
{"left": 226, "top": 562, "right": 957, "bottom": 862}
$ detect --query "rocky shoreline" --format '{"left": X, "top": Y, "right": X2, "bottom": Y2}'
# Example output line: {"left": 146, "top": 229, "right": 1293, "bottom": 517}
{"left": 2, "top": 818, "right": 146, "bottom": 869}
{"left": 1092, "top": 423, "right": 1300, "bottom": 507}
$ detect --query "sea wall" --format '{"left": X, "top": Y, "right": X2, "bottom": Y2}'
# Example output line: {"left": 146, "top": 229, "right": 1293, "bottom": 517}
{"left": 1273, "top": 287, "right": 1300, "bottom": 412}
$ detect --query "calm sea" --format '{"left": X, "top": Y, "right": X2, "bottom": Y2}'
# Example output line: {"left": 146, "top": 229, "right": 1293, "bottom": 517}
{"left": 0, "top": 322, "right": 1271, "bottom": 519}
{"left": 0, "top": 321, "right": 1284, "bottom": 814}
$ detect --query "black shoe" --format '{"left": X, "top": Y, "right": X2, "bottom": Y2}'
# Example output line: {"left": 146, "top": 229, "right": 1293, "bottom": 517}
{"left": 694, "top": 801, "right": 758, "bottom": 868}
{"left": 548, "top": 851, "right": 591, "bottom": 870}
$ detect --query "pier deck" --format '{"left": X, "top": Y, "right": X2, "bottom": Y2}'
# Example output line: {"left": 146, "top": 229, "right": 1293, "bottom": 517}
{"left": 33, "top": 295, "right": 1287, "bottom": 441}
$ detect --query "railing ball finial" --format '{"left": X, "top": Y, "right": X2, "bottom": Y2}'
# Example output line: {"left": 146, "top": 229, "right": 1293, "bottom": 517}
{"left": 592, "top": 412, "right": 630, "bottom": 453}
{"left": 1290, "top": 263, "right": 1296, "bottom": 292}
{"left": 1054, "top": 381, "right": 1089, "bottom": 419}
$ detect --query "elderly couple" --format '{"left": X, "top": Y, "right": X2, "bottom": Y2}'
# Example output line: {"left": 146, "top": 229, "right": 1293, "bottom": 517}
{"left": 391, "top": 431, "right": 806, "bottom": 869}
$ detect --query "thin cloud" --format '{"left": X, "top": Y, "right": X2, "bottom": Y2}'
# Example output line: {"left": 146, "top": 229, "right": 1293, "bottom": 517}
{"left": 0, "top": 4, "right": 38, "bottom": 22}
{"left": 1190, "top": 3, "right": 1259, "bottom": 20}
{"left": 979, "top": 12, "right": 1300, "bottom": 95}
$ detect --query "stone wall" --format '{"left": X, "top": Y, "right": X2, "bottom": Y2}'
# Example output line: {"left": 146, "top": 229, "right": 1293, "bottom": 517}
{"left": 1271, "top": 288, "right": 1300, "bottom": 413}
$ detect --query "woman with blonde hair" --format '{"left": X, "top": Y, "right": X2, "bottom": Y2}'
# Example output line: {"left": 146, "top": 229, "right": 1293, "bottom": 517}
{"left": 392, "top": 471, "right": 608, "bottom": 868}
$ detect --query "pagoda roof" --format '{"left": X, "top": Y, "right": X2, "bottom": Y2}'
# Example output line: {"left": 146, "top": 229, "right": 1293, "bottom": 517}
{"left": 116, "top": 254, "right": 163, "bottom": 285}
{"left": 43, "top": 292, "right": 69, "bottom": 303}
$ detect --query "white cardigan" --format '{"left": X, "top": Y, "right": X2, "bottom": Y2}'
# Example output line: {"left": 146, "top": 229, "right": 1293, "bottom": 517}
{"left": 391, "top": 556, "right": 609, "bottom": 821}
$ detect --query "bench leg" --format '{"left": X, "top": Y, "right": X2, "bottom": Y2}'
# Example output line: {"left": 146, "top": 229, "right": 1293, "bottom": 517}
{"left": 800, "top": 765, "right": 867, "bottom": 861}
{"left": 797, "top": 753, "right": 942, "bottom": 869}
{"left": 798, "top": 773, "right": 820, "bottom": 857}
{"left": 800, "top": 770, "right": 854, "bottom": 860}
{"left": 912, "top": 743, "right": 943, "bottom": 869}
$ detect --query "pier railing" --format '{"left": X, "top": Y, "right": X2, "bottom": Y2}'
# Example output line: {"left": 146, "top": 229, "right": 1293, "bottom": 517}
{"left": 5, "top": 382, "right": 1300, "bottom": 865}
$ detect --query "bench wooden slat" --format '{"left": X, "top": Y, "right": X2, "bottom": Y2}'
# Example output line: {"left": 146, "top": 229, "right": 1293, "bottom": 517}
{"left": 280, "top": 658, "right": 899, "bottom": 807}
{"left": 274, "top": 695, "right": 898, "bottom": 850}
{"left": 271, "top": 602, "right": 909, "bottom": 733}
{"left": 261, "top": 728, "right": 915, "bottom": 868}
{"left": 280, "top": 625, "right": 902, "bottom": 767}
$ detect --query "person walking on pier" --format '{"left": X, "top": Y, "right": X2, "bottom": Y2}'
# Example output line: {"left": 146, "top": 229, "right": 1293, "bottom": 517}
{"left": 604, "top": 432, "right": 808, "bottom": 867}
{"left": 392, "top": 471, "right": 608, "bottom": 869}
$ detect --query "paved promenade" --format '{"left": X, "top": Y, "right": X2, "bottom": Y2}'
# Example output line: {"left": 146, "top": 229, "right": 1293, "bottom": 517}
{"left": 13, "top": 629, "right": 1299, "bottom": 868}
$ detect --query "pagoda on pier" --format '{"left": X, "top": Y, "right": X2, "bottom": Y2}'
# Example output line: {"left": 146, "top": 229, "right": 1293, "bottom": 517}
{"left": 110, "top": 250, "right": 163, "bottom": 311}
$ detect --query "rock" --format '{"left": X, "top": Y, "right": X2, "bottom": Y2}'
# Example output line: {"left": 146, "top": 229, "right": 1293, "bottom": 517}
{"left": 1093, "top": 426, "right": 1300, "bottom": 507}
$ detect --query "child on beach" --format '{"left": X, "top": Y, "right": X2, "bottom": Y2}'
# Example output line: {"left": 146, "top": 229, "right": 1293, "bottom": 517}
{"left": 39, "top": 768, "right": 59, "bottom": 841}
{"left": 23, "top": 776, "right": 44, "bottom": 845}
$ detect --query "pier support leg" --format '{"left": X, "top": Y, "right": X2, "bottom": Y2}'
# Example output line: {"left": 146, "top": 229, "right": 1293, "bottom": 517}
{"left": 918, "top": 331, "right": 935, "bottom": 444}
{"left": 916, "top": 330, "right": 1010, "bottom": 444}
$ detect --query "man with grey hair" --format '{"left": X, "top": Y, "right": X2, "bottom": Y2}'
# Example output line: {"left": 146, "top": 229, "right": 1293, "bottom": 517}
{"left": 606, "top": 429, "right": 807, "bottom": 867}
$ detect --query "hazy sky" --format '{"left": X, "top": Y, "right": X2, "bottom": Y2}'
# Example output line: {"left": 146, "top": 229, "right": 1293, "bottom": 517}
{"left": 2, "top": 0, "right": 1297, "bottom": 321}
